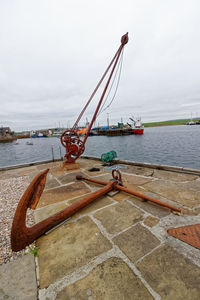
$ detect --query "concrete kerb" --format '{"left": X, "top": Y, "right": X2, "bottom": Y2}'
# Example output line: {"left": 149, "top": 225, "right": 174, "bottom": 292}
{"left": 0, "top": 158, "right": 62, "bottom": 171}
{"left": 82, "top": 156, "right": 200, "bottom": 176}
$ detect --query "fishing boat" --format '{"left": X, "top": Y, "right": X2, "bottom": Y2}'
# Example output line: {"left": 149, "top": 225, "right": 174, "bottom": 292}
{"left": 98, "top": 127, "right": 133, "bottom": 136}
{"left": 76, "top": 127, "right": 87, "bottom": 136}
{"left": 31, "top": 132, "right": 44, "bottom": 138}
{"left": 130, "top": 117, "right": 144, "bottom": 134}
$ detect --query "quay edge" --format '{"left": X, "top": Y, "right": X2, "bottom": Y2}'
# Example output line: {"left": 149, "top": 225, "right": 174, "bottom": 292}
{"left": 1, "top": 155, "right": 200, "bottom": 176}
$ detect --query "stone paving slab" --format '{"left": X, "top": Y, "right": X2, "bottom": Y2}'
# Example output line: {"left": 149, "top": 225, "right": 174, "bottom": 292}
{"left": 78, "top": 159, "right": 102, "bottom": 170}
{"left": 113, "top": 224, "right": 160, "bottom": 262}
{"left": 152, "top": 169, "right": 198, "bottom": 182}
{"left": 67, "top": 195, "right": 113, "bottom": 218}
{"left": 143, "top": 180, "right": 200, "bottom": 208}
{"left": 122, "top": 165, "right": 154, "bottom": 176}
{"left": 35, "top": 195, "right": 113, "bottom": 223}
{"left": 129, "top": 192, "right": 171, "bottom": 218}
{"left": 111, "top": 190, "right": 131, "bottom": 201}
{"left": 0, "top": 254, "right": 37, "bottom": 300}
{"left": 36, "top": 161, "right": 61, "bottom": 171}
{"left": 181, "top": 207, "right": 200, "bottom": 216}
{"left": 143, "top": 215, "right": 160, "bottom": 227}
{"left": 56, "top": 257, "right": 153, "bottom": 300}
{"left": 45, "top": 177, "right": 61, "bottom": 189}
{"left": 37, "top": 181, "right": 91, "bottom": 208}
{"left": 183, "top": 180, "right": 200, "bottom": 192}
{"left": 49, "top": 166, "right": 66, "bottom": 177}
{"left": 194, "top": 207, "right": 200, "bottom": 214}
{"left": 122, "top": 173, "right": 153, "bottom": 185}
{"left": 83, "top": 167, "right": 109, "bottom": 177}
{"left": 94, "top": 201, "right": 143, "bottom": 234}
{"left": 137, "top": 244, "right": 200, "bottom": 300}
{"left": 86, "top": 171, "right": 152, "bottom": 187}
{"left": 37, "top": 217, "right": 112, "bottom": 288}
{"left": 57, "top": 171, "right": 85, "bottom": 184}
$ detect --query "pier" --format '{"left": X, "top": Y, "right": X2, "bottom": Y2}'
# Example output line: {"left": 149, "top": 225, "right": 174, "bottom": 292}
{"left": 0, "top": 157, "right": 199, "bottom": 299}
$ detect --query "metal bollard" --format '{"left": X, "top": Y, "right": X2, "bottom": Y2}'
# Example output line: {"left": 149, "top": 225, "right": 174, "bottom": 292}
{"left": 51, "top": 144, "right": 54, "bottom": 161}
{"left": 59, "top": 145, "right": 63, "bottom": 160}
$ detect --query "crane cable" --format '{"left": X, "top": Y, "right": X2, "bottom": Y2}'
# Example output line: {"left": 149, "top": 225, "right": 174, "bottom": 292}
{"left": 71, "top": 46, "right": 121, "bottom": 131}
{"left": 97, "top": 47, "right": 124, "bottom": 117}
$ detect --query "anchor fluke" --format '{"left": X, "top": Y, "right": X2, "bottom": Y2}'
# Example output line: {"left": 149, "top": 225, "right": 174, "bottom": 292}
{"left": 11, "top": 168, "right": 49, "bottom": 251}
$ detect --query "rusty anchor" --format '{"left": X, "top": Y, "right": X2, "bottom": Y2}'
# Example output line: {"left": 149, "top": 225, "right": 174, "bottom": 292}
{"left": 11, "top": 168, "right": 181, "bottom": 252}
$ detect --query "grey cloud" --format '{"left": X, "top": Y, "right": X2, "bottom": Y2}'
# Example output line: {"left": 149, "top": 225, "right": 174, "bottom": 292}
{"left": 0, "top": 0, "right": 200, "bottom": 131}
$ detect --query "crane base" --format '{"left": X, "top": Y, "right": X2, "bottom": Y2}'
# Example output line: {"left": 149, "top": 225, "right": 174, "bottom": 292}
{"left": 61, "top": 161, "right": 80, "bottom": 171}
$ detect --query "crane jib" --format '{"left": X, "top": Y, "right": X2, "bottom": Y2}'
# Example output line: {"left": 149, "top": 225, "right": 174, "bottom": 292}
{"left": 60, "top": 33, "right": 129, "bottom": 164}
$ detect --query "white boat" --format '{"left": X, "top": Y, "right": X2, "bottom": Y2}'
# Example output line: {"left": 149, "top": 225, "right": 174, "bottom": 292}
{"left": 26, "top": 140, "right": 33, "bottom": 145}
{"left": 37, "top": 132, "right": 44, "bottom": 137}
{"left": 186, "top": 121, "right": 196, "bottom": 125}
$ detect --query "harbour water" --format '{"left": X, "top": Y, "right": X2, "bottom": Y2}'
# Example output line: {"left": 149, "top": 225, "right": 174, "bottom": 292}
{"left": 0, "top": 125, "right": 200, "bottom": 169}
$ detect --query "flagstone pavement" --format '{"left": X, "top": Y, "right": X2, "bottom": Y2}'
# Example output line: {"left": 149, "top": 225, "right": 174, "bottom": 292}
{"left": 0, "top": 158, "right": 200, "bottom": 299}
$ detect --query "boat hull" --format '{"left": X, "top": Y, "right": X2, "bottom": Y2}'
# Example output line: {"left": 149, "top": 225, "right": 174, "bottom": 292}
{"left": 98, "top": 129, "right": 133, "bottom": 136}
{"left": 132, "top": 128, "right": 144, "bottom": 134}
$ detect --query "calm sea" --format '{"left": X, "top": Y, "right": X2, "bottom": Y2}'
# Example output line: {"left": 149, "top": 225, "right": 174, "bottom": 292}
{"left": 0, "top": 125, "right": 200, "bottom": 169}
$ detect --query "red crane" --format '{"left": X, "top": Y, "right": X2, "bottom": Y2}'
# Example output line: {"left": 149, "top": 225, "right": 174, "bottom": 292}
{"left": 60, "top": 33, "right": 129, "bottom": 163}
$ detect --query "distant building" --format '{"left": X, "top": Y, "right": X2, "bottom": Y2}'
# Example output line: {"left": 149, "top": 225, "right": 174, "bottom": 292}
{"left": 0, "top": 127, "right": 16, "bottom": 142}
{"left": 0, "top": 127, "right": 12, "bottom": 136}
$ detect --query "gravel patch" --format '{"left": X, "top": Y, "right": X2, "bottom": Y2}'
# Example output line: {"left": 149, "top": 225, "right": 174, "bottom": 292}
{"left": 0, "top": 176, "right": 35, "bottom": 265}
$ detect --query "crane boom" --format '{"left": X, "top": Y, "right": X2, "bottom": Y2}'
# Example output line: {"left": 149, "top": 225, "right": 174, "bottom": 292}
{"left": 60, "top": 33, "right": 129, "bottom": 164}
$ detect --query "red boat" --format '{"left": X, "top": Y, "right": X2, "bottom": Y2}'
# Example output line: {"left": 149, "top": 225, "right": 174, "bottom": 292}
{"left": 130, "top": 117, "right": 144, "bottom": 134}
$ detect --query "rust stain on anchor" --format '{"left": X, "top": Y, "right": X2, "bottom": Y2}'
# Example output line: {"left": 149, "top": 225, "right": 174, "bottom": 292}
{"left": 11, "top": 169, "right": 181, "bottom": 252}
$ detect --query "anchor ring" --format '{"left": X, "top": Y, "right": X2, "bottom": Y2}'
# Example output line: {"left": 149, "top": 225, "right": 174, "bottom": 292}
{"left": 112, "top": 169, "right": 122, "bottom": 182}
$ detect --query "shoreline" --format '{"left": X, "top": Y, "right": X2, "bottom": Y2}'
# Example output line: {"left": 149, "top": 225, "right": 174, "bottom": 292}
{"left": 0, "top": 136, "right": 17, "bottom": 143}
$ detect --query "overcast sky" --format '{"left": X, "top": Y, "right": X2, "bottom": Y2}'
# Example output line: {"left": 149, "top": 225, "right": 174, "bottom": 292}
{"left": 0, "top": 0, "right": 200, "bottom": 131}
